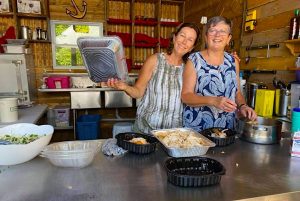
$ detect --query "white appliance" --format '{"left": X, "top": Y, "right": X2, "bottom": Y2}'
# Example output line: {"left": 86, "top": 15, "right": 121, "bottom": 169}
{"left": 0, "top": 53, "right": 36, "bottom": 104}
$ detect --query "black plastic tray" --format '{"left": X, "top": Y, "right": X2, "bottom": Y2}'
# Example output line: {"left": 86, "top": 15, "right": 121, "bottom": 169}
{"left": 200, "top": 127, "right": 236, "bottom": 147}
{"left": 165, "top": 157, "right": 225, "bottom": 187}
{"left": 115, "top": 132, "right": 158, "bottom": 154}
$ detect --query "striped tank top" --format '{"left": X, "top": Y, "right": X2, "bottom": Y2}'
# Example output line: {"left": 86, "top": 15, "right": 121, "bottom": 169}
{"left": 133, "top": 53, "right": 184, "bottom": 134}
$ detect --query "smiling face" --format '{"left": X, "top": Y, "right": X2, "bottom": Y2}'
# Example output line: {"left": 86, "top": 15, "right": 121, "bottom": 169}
{"left": 173, "top": 27, "right": 197, "bottom": 56}
{"left": 205, "top": 21, "right": 232, "bottom": 51}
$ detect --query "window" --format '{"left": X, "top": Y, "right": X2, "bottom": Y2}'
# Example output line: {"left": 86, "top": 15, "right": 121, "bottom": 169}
{"left": 50, "top": 20, "right": 103, "bottom": 69}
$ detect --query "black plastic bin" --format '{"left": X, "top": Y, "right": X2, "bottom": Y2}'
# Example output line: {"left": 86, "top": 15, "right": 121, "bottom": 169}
{"left": 76, "top": 114, "right": 101, "bottom": 140}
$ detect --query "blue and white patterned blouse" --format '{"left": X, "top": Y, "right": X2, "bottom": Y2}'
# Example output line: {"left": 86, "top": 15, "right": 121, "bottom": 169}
{"left": 183, "top": 51, "right": 238, "bottom": 132}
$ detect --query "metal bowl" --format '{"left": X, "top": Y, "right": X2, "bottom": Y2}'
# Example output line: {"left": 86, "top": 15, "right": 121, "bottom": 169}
{"left": 238, "top": 117, "right": 282, "bottom": 144}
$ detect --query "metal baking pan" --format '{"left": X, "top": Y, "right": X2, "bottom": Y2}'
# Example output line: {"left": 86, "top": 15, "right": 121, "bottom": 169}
{"left": 77, "top": 36, "right": 128, "bottom": 83}
{"left": 151, "top": 128, "right": 215, "bottom": 157}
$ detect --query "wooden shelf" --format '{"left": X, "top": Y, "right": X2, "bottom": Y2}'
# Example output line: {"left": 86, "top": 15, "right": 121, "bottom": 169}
{"left": 161, "top": 21, "right": 182, "bottom": 26}
{"left": 29, "top": 39, "right": 51, "bottom": 43}
{"left": 284, "top": 39, "right": 300, "bottom": 56}
{"left": 0, "top": 0, "right": 51, "bottom": 40}
{"left": 16, "top": 13, "right": 47, "bottom": 19}
{"left": 288, "top": 67, "right": 300, "bottom": 70}
{"left": 105, "top": 0, "right": 184, "bottom": 71}
{"left": 0, "top": 12, "right": 14, "bottom": 16}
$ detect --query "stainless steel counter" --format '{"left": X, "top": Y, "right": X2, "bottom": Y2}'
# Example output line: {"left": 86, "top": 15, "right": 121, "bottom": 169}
{"left": 0, "top": 104, "right": 47, "bottom": 128}
{"left": 1, "top": 138, "right": 300, "bottom": 201}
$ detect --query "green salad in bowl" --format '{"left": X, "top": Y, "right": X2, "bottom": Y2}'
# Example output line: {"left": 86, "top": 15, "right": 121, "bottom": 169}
{"left": 0, "top": 123, "right": 54, "bottom": 165}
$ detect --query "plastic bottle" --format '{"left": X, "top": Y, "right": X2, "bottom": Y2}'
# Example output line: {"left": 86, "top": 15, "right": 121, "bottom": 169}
{"left": 289, "top": 9, "right": 299, "bottom": 40}
{"left": 239, "top": 71, "right": 246, "bottom": 98}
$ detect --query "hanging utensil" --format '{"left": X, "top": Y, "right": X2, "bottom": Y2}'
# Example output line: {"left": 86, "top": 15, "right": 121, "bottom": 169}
{"left": 245, "top": 36, "right": 253, "bottom": 64}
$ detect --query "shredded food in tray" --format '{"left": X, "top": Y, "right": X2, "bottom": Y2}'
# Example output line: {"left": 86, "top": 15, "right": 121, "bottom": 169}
{"left": 0, "top": 134, "right": 41, "bottom": 144}
{"left": 154, "top": 130, "right": 208, "bottom": 148}
{"left": 211, "top": 128, "right": 227, "bottom": 138}
{"left": 129, "top": 137, "right": 149, "bottom": 145}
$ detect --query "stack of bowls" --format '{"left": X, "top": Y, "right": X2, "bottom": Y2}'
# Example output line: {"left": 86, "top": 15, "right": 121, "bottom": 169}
{"left": 40, "top": 140, "right": 101, "bottom": 168}
{"left": 292, "top": 108, "right": 300, "bottom": 133}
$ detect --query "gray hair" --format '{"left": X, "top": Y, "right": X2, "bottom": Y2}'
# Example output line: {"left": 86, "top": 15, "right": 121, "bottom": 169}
{"left": 205, "top": 16, "right": 233, "bottom": 34}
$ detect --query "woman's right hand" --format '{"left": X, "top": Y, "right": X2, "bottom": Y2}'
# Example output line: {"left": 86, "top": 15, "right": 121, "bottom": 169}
{"left": 214, "top": 97, "right": 237, "bottom": 112}
{"left": 106, "top": 78, "right": 128, "bottom": 91}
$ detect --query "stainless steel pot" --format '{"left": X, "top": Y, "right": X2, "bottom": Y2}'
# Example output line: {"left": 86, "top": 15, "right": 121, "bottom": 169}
{"left": 238, "top": 117, "right": 282, "bottom": 144}
{"left": 20, "top": 26, "right": 32, "bottom": 40}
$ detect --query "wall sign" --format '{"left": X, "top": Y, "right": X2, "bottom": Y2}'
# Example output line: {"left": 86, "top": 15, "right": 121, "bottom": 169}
{"left": 66, "top": 0, "right": 87, "bottom": 19}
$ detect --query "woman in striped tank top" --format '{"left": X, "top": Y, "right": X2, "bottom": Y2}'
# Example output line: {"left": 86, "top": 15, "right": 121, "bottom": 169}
{"left": 107, "top": 23, "right": 200, "bottom": 134}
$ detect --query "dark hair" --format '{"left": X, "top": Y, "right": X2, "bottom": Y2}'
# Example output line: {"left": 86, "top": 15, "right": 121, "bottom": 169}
{"left": 166, "top": 22, "right": 200, "bottom": 63}
{"left": 205, "top": 16, "right": 233, "bottom": 34}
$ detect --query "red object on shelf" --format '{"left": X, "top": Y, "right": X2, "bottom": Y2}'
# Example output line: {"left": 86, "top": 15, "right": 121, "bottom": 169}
{"left": 126, "top": 59, "right": 132, "bottom": 72}
{"left": 135, "top": 43, "right": 157, "bottom": 48}
{"left": 107, "top": 18, "right": 132, "bottom": 24}
{"left": 132, "top": 64, "right": 143, "bottom": 69}
{"left": 107, "top": 31, "right": 132, "bottom": 46}
{"left": 135, "top": 33, "right": 158, "bottom": 45}
{"left": 160, "top": 37, "right": 170, "bottom": 48}
{"left": 161, "top": 21, "right": 182, "bottom": 26}
{"left": 0, "top": 26, "right": 16, "bottom": 53}
{"left": 134, "top": 20, "right": 158, "bottom": 26}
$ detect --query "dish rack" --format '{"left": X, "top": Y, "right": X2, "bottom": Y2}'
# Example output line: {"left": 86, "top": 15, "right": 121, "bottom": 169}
{"left": 77, "top": 36, "right": 128, "bottom": 83}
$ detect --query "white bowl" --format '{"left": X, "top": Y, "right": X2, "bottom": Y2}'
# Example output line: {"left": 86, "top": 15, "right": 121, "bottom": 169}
{"left": 41, "top": 140, "right": 102, "bottom": 168}
{"left": 0, "top": 123, "right": 54, "bottom": 165}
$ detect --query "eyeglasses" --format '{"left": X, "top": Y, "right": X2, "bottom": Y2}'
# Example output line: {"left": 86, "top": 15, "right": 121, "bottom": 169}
{"left": 207, "top": 29, "right": 230, "bottom": 36}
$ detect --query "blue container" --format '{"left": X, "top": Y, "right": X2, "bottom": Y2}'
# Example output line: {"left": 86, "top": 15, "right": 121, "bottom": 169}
{"left": 76, "top": 114, "right": 101, "bottom": 140}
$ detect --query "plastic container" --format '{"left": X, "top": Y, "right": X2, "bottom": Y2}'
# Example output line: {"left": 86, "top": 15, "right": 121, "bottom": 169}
{"left": 165, "top": 157, "right": 226, "bottom": 187}
{"left": 45, "top": 76, "right": 70, "bottom": 89}
{"left": 76, "top": 114, "right": 101, "bottom": 140}
{"left": 40, "top": 140, "right": 102, "bottom": 168}
{"left": 292, "top": 108, "right": 300, "bottom": 132}
{"left": 200, "top": 128, "right": 236, "bottom": 147}
{"left": 296, "top": 70, "right": 300, "bottom": 82}
{"left": 53, "top": 106, "right": 70, "bottom": 127}
{"left": 115, "top": 132, "right": 158, "bottom": 154}
{"left": 0, "top": 98, "right": 18, "bottom": 123}
{"left": 112, "top": 122, "right": 133, "bottom": 138}
{"left": 77, "top": 36, "right": 128, "bottom": 83}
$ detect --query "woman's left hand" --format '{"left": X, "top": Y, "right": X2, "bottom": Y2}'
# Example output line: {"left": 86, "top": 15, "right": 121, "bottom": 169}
{"left": 231, "top": 51, "right": 241, "bottom": 63}
{"left": 238, "top": 105, "right": 257, "bottom": 121}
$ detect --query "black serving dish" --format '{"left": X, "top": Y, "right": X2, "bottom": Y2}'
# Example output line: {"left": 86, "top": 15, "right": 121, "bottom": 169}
{"left": 165, "top": 157, "right": 225, "bottom": 187}
{"left": 115, "top": 132, "right": 158, "bottom": 154}
{"left": 200, "top": 127, "right": 236, "bottom": 147}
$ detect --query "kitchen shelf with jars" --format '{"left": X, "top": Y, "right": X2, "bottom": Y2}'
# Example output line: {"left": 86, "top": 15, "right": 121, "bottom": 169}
{"left": 105, "top": 0, "right": 184, "bottom": 71}
{"left": 0, "top": 0, "right": 50, "bottom": 42}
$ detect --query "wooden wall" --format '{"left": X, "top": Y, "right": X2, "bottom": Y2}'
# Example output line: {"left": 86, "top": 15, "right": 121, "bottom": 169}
{"left": 184, "top": 0, "right": 297, "bottom": 88}
{"left": 37, "top": 0, "right": 106, "bottom": 106}
{"left": 240, "top": 0, "right": 298, "bottom": 71}
{"left": 184, "top": 0, "right": 244, "bottom": 52}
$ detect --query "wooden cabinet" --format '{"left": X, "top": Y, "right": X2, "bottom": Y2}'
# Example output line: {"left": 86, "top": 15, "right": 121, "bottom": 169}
{"left": 0, "top": 0, "right": 50, "bottom": 42}
{"left": 105, "top": 0, "right": 185, "bottom": 71}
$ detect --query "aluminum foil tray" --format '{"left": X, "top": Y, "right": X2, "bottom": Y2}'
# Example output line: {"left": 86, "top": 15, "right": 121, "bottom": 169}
{"left": 151, "top": 128, "right": 215, "bottom": 157}
{"left": 77, "top": 36, "right": 128, "bottom": 83}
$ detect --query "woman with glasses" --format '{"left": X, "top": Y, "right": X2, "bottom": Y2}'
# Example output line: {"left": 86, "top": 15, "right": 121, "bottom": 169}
{"left": 107, "top": 23, "right": 200, "bottom": 134}
{"left": 181, "top": 16, "right": 256, "bottom": 132}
